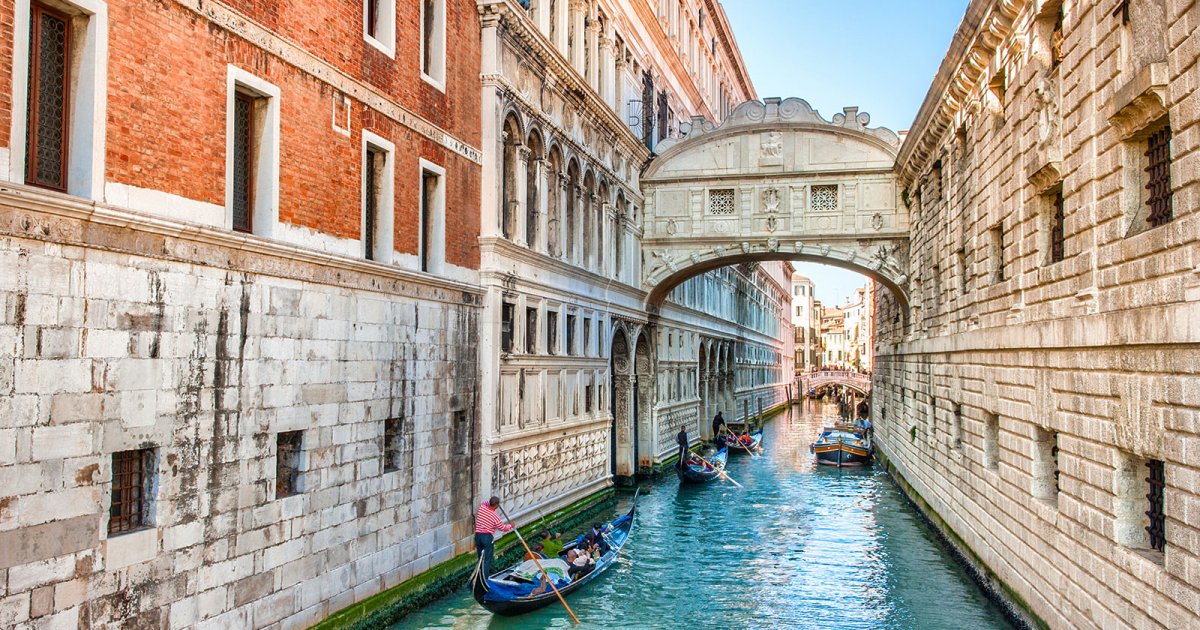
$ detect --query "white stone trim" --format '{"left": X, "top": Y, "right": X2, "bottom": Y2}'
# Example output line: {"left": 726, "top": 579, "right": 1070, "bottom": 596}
{"left": 417, "top": 158, "right": 447, "bottom": 275}
{"left": 362, "top": 130, "right": 396, "bottom": 264}
{"left": 104, "top": 181, "right": 225, "bottom": 228}
{"left": 274, "top": 222, "right": 361, "bottom": 259}
{"left": 419, "top": 0, "right": 447, "bottom": 92}
{"left": 225, "top": 65, "right": 281, "bottom": 238}
{"left": 362, "top": 0, "right": 396, "bottom": 58}
{"left": 8, "top": 0, "right": 108, "bottom": 200}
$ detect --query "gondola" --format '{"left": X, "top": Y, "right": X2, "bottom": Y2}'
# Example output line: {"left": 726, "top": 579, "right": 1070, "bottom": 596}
{"left": 677, "top": 447, "right": 728, "bottom": 484}
{"left": 723, "top": 429, "right": 763, "bottom": 455}
{"left": 810, "top": 427, "right": 872, "bottom": 467}
{"left": 470, "top": 497, "right": 637, "bottom": 616}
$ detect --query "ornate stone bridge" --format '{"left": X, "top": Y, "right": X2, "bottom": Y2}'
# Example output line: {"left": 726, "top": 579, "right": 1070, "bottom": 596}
{"left": 798, "top": 370, "right": 873, "bottom": 396}
{"left": 640, "top": 97, "right": 910, "bottom": 309}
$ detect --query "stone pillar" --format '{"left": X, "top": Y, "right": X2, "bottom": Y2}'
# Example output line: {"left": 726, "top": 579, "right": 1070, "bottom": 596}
{"left": 599, "top": 36, "right": 614, "bottom": 107}
{"left": 600, "top": 202, "right": 611, "bottom": 277}
{"left": 558, "top": 176, "right": 571, "bottom": 261}
{"left": 570, "top": 1, "right": 586, "bottom": 72}
{"left": 572, "top": 186, "right": 584, "bottom": 266}
{"left": 515, "top": 146, "right": 530, "bottom": 247}
{"left": 587, "top": 18, "right": 601, "bottom": 91}
{"left": 554, "top": 0, "right": 569, "bottom": 54}
{"left": 614, "top": 54, "right": 626, "bottom": 119}
{"left": 536, "top": 0, "right": 551, "bottom": 35}
{"left": 535, "top": 158, "right": 549, "bottom": 254}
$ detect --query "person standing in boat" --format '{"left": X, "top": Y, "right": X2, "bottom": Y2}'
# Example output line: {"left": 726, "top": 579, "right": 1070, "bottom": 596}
{"left": 474, "top": 496, "right": 513, "bottom": 577}
{"left": 676, "top": 425, "right": 689, "bottom": 470}
{"left": 711, "top": 412, "right": 726, "bottom": 444}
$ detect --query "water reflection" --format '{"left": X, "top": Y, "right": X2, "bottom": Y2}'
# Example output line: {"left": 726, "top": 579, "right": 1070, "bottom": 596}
{"left": 391, "top": 402, "right": 1012, "bottom": 630}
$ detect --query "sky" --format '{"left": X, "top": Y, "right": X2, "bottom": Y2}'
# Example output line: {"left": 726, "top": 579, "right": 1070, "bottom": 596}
{"left": 720, "top": 0, "right": 970, "bottom": 307}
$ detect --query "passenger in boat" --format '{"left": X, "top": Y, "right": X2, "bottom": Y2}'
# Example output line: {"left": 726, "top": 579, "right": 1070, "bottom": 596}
{"left": 582, "top": 522, "right": 610, "bottom": 554}
{"left": 525, "top": 542, "right": 546, "bottom": 561}
{"left": 540, "top": 530, "right": 564, "bottom": 558}
{"left": 567, "top": 549, "right": 594, "bottom": 580}
{"left": 474, "top": 496, "right": 513, "bottom": 577}
{"left": 711, "top": 412, "right": 726, "bottom": 443}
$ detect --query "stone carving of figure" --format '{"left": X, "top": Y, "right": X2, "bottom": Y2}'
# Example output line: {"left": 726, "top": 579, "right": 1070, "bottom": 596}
{"left": 1035, "top": 76, "right": 1060, "bottom": 149}
{"left": 760, "top": 131, "right": 783, "bottom": 158}
{"left": 761, "top": 187, "right": 781, "bottom": 213}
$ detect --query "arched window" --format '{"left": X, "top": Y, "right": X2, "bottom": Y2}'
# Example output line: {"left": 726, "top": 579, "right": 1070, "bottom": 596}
{"left": 613, "top": 191, "right": 625, "bottom": 281}
{"left": 525, "top": 130, "right": 544, "bottom": 248}
{"left": 547, "top": 146, "right": 563, "bottom": 257}
{"left": 582, "top": 170, "right": 595, "bottom": 269}
{"left": 500, "top": 115, "right": 522, "bottom": 239}
{"left": 566, "top": 160, "right": 579, "bottom": 263}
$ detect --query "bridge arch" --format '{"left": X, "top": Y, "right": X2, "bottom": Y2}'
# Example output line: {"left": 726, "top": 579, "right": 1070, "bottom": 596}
{"left": 640, "top": 98, "right": 911, "bottom": 310}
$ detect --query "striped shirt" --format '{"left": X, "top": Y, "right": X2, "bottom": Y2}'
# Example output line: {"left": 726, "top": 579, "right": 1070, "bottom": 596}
{"left": 474, "top": 502, "right": 513, "bottom": 535}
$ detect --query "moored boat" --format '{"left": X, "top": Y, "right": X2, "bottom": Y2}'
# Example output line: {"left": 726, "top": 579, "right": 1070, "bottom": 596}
{"left": 723, "top": 429, "right": 763, "bottom": 455}
{"left": 677, "top": 447, "right": 728, "bottom": 484}
{"left": 470, "top": 499, "right": 637, "bottom": 616}
{"left": 810, "top": 427, "right": 872, "bottom": 467}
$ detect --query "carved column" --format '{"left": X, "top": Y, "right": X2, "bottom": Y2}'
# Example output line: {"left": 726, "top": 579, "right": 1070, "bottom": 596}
{"left": 613, "top": 52, "right": 626, "bottom": 117}
{"left": 515, "top": 146, "right": 530, "bottom": 247}
{"left": 599, "top": 36, "right": 614, "bottom": 106}
{"left": 536, "top": 0, "right": 551, "bottom": 35}
{"left": 586, "top": 18, "right": 601, "bottom": 92}
{"left": 535, "top": 158, "right": 549, "bottom": 254}
{"left": 570, "top": 0, "right": 586, "bottom": 72}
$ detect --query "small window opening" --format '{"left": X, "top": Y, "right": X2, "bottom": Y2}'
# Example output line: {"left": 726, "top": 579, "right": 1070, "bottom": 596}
{"left": 525, "top": 307, "right": 538, "bottom": 354}
{"left": 109, "top": 448, "right": 155, "bottom": 535}
{"left": 276, "top": 431, "right": 303, "bottom": 498}
{"left": 547, "top": 310, "right": 559, "bottom": 355}
{"left": 984, "top": 413, "right": 1000, "bottom": 470}
{"left": 501, "top": 302, "right": 515, "bottom": 354}
{"left": 383, "top": 417, "right": 403, "bottom": 473}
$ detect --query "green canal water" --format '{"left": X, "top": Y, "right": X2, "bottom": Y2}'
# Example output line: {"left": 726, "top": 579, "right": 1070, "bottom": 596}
{"left": 390, "top": 403, "right": 1015, "bottom": 630}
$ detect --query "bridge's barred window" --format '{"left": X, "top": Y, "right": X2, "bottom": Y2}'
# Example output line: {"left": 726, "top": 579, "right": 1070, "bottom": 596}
{"left": 708, "top": 189, "right": 735, "bottom": 215}
{"left": 26, "top": 2, "right": 71, "bottom": 191}
{"left": 1147, "top": 459, "right": 1166, "bottom": 553}
{"left": 1115, "top": 450, "right": 1165, "bottom": 560}
{"left": 989, "top": 225, "right": 1005, "bottom": 282}
{"left": 1046, "top": 184, "right": 1066, "bottom": 264}
{"left": 810, "top": 185, "right": 838, "bottom": 212}
{"left": 109, "top": 448, "right": 156, "bottom": 535}
{"left": 1032, "top": 427, "right": 1060, "bottom": 506}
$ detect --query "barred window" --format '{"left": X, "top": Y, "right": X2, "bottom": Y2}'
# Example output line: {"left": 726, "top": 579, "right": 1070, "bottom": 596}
{"left": 1144, "top": 126, "right": 1173, "bottom": 228}
{"left": 276, "top": 431, "right": 303, "bottom": 498}
{"left": 1049, "top": 186, "right": 1066, "bottom": 263}
{"left": 810, "top": 185, "right": 838, "bottom": 212}
{"left": 110, "top": 449, "right": 155, "bottom": 535}
{"left": 383, "top": 417, "right": 402, "bottom": 472}
{"left": 1146, "top": 459, "right": 1165, "bottom": 552}
{"left": 708, "top": 189, "right": 735, "bottom": 215}
{"left": 231, "top": 92, "right": 255, "bottom": 233}
{"left": 26, "top": 3, "right": 71, "bottom": 191}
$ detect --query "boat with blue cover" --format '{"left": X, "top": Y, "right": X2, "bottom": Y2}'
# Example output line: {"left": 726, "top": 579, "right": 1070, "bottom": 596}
{"left": 677, "top": 447, "right": 728, "bottom": 484}
{"left": 470, "top": 499, "right": 637, "bottom": 616}
{"left": 811, "top": 426, "right": 872, "bottom": 467}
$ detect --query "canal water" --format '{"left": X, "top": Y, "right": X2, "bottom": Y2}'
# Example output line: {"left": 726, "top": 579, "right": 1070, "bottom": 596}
{"left": 391, "top": 403, "right": 1014, "bottom": 630}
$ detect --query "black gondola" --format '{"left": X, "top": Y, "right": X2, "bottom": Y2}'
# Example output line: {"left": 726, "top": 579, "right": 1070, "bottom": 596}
{"left": 677, "top": 447, "right": 728, "bottom": 484}
{"left": 723, "top": 429, "right": 763, "bottom": 455}
{"left": 470, "top": 498, "right": 637, "bottom": 616}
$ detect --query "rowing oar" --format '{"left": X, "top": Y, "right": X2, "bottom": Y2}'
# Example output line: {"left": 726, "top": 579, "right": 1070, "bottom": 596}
{"left": 723, "top": 425, "right": 760, "bottom": 458}
{"left": 691, "top": 452, "right": 742, "bottom": 488}
{"left": 498, "top": 506, "right": 580, "bottom": 625}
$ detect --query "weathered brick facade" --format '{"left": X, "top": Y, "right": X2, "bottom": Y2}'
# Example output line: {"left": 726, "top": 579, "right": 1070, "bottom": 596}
{"left": 875, "top": 0, "right": 1200, "bottom": 627}
{"left": 0, "top": 0, "right": 483, "bottom": 627}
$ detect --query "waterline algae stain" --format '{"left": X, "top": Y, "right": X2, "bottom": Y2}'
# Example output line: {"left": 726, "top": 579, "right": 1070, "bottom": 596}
{"left": 390, "top": 404, "right": 1013, "bottom": 629}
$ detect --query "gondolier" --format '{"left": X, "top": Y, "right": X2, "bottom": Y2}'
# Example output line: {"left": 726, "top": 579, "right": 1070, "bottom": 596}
{"left": 676, "top": 425, "right": 689, "bottom": 469}
{"left": 475, "top": 496, "right": 513, "bottom": 577}
{"left": 711, "top": 412, "right": 726, "bottom": 443}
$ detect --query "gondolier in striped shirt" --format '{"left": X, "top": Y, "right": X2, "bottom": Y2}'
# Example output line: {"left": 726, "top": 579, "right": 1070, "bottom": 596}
{"left": 474, "top": 496, "right": 513, "bottom": 577}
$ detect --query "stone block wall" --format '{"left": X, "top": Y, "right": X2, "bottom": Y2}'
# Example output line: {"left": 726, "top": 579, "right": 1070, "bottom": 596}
{"left": 0, "top": 195, "right": 481, "bottom": 629}
{"left": 875, "top": 0, "right": 1200, "bottom": 627}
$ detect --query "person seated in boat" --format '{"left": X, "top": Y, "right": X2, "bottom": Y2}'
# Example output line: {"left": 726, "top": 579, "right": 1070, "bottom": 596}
{"left": 582, "top": 523, "right": 610, "bottom": 554}
{"left": 540, "top": 530, "right": 564, "bottom": 558}
{"left": 738, "top": 432, "right": 753, "bottom": 446}
{"left": 687, "top": 453, "right": 711, "bottom": 471}
{"left": 565, "top": 549, "right": 594, "bottom": 580}
{"left": 525, "top": 542, "right": 546, "bottom": 561}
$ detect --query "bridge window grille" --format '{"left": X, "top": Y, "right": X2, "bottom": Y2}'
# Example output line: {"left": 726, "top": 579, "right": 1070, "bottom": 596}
{"left": 1146, "top": 459, "right": 1165, "bottom": 552}
{"left": 1032, "top": 427, "right": 1060, "bottom": 505}
{"left": 708, "top": 189, "right": 735, "bottom": 215}
{"left": 810, "top": 185, "right": 838, "bottom": 212}
{"left": 1049, "top": 186, "right": 1066, "bottom": 263}
{"left": 1144, "top": 126, "right": 1173, "bottom": 228}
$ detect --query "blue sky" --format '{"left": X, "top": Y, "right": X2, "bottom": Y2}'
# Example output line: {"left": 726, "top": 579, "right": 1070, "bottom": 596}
{"left": 721, "top": 0, "right": 969, "bottom": 306}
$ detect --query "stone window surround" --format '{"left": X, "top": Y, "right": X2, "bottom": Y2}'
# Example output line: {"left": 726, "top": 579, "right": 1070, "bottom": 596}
{"left": 225, "top": 65, "right": 281, "bottom": 238}
{"left": 362, "top": 130, "right": 396, "bottom": 264}
{"left": 7, "top": 0, "right": 108, "bottom": 200}
{"left": 420, "top": 0, "right": 447, "bottom": 92}
{"left": 362, "top": 0, "right": 396, "bottom": 58}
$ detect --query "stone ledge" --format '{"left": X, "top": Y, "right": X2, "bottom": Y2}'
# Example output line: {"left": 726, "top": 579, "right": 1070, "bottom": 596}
{"left": 1108, "top": 62, "right": 1169, "bottom": 140}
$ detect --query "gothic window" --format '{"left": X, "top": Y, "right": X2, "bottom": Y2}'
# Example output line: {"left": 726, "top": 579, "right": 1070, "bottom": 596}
{"left": 1144, "top": 125, "right": 1173, "bottom": 228}
{"left": 708, "top": 189, "right": 735, "bottom": 215}
{"left": 810, "top": 185, "right": 838, "bottom": 212}
{"left": 25, "top": 3, "right": 71, "bottom": 192}
{"left": 500, "top": 118, "right": 521, "bottom": 240}
{"left": 109, "top": 448, "right": 155, "bottom": 535}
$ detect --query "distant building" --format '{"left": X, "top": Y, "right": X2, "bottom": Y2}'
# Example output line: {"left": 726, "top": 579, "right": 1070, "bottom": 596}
{"left": 790, "top": 273, "right": 818, "bottom": 373}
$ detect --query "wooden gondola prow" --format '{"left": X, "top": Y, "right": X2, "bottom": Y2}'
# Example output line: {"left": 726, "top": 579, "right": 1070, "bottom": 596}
{"left": 497, "top": 506, "right": 580, "bottom": 625}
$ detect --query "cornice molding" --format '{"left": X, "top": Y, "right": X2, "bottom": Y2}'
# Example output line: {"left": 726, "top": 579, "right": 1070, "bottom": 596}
{"left": 896, "top": 0, "right": 1027, "bottom": 186}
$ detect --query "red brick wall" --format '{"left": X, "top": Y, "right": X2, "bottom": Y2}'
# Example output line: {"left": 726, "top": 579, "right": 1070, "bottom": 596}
{"left": 0, "top": 0, "right": 14, "bottom": 152}
{"left": 96, "top": 0, "right": 480, "bottom": 269}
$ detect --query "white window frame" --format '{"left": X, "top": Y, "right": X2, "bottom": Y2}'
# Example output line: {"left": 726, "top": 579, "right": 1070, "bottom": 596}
{"left": 420, "top": 0, "right": 447, "bottom": 91}
{"left": 418, "top": 158, "right": 446, "bottom": 274}
{"left": 225, "top": 65, "right": 281, "bottom": 238}
{"left": 362, "top": 130, "right": 395, "bottom": 264}
{"left": 8, "top": 0, "right": 108, "bottom": 199}
{"left": 363, "top": 0, "right": 396, "bottom": 58}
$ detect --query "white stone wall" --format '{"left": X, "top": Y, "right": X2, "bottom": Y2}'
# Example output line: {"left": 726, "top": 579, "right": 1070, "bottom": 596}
{"left": 0, "top": 197, "right": 481, "bottom": 629}
{"left": 876, "top": 1, "right": 1200, "bottom": 627}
